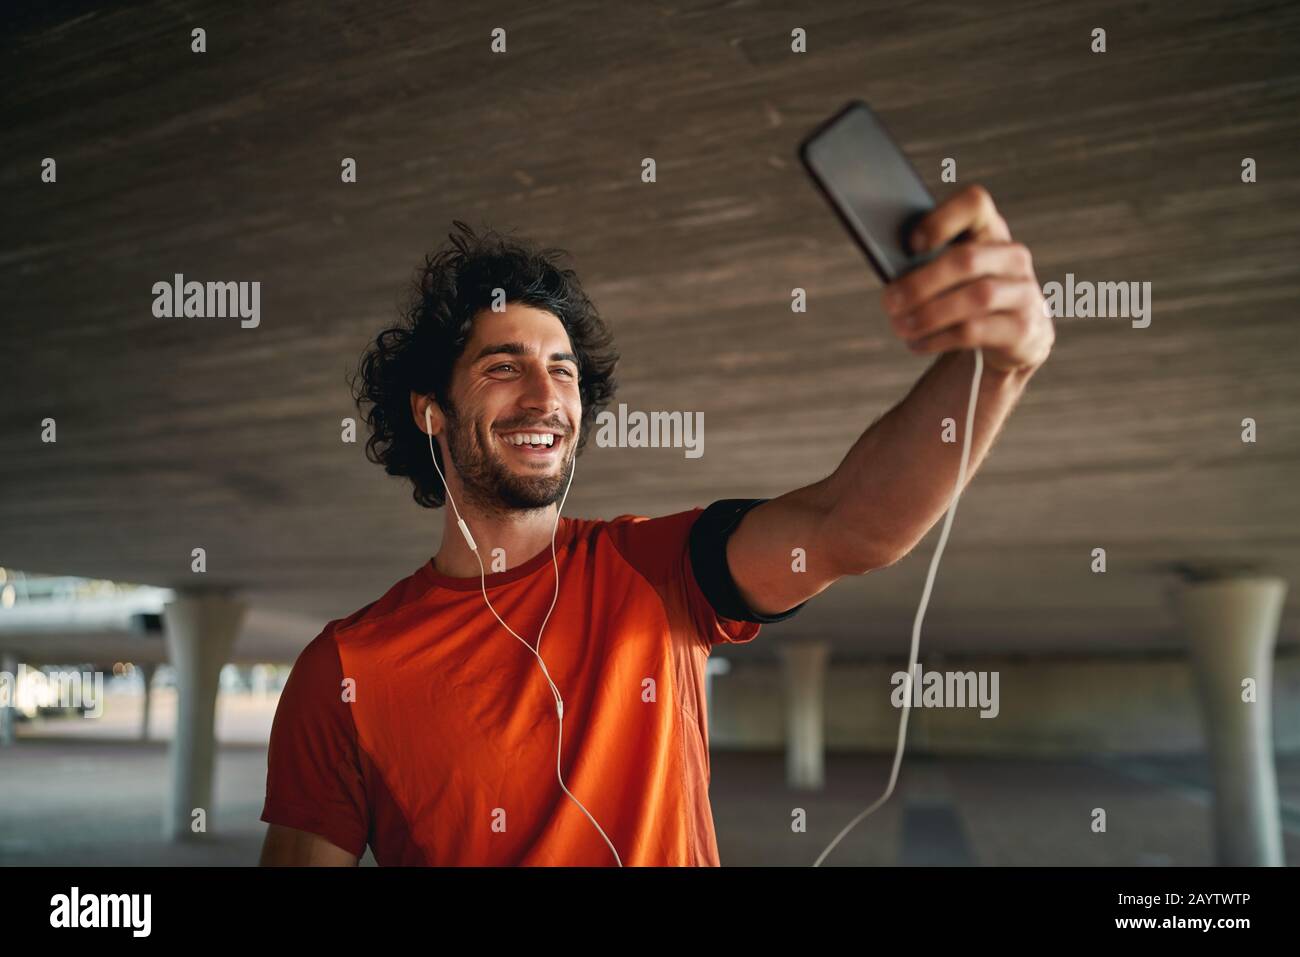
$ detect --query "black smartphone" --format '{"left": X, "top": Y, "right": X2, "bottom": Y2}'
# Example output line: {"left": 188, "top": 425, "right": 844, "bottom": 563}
{"left": 798, "top": 100, "right": 938, "bottom": 284}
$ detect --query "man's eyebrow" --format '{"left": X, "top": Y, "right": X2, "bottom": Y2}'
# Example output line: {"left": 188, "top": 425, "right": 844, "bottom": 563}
{"left": 472, "top": 342, "right": 579, "bottom": 365}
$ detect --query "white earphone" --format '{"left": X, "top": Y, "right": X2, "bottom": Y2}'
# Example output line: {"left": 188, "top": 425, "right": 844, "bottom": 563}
{"left": 812, "top": 347, "right": 984, "bottom": 866}
{"left": 424, "top": 404, "right": 623, "bottom": 866}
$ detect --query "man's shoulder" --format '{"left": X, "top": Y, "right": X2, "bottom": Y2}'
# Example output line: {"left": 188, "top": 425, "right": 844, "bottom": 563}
{"left": 585, "top": 506, "right": 701, "bottom": 543}
{"left": 594, "top": 502, "right": 765, "bottom": 555}
{"left": 326, "top": 564, "right": 435, "bottom": 642}
{"left": 280, "top": 620, "right": 347, "bottom": 697}
{"left": 585, "top": 507, "right": 709, "bottom": 582}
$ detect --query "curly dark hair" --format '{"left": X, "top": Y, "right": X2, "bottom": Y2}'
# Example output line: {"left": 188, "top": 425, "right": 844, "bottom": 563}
{"left": 350, "top": 221, "right": 620, "bottom": 508}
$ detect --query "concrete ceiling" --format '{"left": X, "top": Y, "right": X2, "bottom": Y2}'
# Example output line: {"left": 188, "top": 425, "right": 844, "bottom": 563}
{"left": 2, "top": 0, "right": 1298, "bottom": 661}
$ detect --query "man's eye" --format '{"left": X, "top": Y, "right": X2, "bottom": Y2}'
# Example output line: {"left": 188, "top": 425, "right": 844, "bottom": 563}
{"left": 487, "top": 363, "right": 575, "bottom": 378}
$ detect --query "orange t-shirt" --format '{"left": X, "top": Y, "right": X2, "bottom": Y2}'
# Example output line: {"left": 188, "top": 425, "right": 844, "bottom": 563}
{"left": 260, "top": 502, "right": 802, "bottom": 866}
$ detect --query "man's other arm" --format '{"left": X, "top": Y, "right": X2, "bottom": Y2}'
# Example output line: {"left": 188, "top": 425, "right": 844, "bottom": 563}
{"left": 259, "top": 823, "right": 359, "bottom": 866}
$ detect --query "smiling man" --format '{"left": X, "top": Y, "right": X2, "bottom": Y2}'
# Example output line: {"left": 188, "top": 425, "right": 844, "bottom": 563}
{"left": 259, "top": 189, "right": 1053, "bottom": 866}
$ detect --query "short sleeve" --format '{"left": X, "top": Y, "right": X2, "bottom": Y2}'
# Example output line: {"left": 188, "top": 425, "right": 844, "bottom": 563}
{"left": 260, "top": 624, "right": 370, "bottom": 858}
{"left": 605, "top": 502, "right": 806, "bottom": 650}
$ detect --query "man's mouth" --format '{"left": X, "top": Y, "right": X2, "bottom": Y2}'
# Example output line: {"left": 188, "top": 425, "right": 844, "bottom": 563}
{"left": 495, "top": 430, "right": 564, "bottom": 458}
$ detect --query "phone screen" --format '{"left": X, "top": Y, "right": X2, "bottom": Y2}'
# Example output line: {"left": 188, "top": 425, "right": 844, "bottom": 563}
{"left": 799, "top": 100, "right": 937, "bottom": 283}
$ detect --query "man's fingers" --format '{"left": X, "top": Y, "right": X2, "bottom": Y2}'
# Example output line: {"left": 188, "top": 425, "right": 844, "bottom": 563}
{"left": 883, "top": 240, "right": 1033, "bottom": 318}
{"left": 910, "top": 184, "right": 1011, "bottom": 254}
{"left": 905, "top": 312, "right": 1025, "bottom": 356}
{"left": 893, "top": 276, "right": 1039, "bottom": 341}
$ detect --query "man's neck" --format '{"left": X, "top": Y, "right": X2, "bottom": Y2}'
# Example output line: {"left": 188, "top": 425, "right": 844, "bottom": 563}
{"left": 433, "top": 502, "right": 562, "bottom": 579}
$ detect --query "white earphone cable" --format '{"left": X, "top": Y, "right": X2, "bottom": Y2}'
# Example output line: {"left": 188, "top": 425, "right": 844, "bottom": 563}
{"left": 426, "top": 409, "right": 623, "bottom": 866}
{"left": 812, "top": 347, "right": 984, "bottom": 867}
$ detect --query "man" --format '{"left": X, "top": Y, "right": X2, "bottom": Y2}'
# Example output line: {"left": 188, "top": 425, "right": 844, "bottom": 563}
{"left": 259, "top": 185, "right": 1053, "bottom": 865}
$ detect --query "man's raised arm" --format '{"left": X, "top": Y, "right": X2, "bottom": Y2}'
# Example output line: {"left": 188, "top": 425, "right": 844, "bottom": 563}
{"left": 726, "top": 185, "right": 1055, "bottom": 618}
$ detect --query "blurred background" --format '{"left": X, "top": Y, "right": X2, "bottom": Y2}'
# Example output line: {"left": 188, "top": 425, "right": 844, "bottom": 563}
{"left": 2, "top": 0, "right": 1298, "bottom": 866}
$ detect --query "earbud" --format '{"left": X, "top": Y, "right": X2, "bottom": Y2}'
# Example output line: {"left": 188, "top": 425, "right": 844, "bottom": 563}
{"left": 425, "top": 403, "right": 478, "bottom": 552}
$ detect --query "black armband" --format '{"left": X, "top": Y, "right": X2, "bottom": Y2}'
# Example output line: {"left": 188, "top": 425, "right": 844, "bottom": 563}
{"left": 688, "top": 498, "right": 807, "bottom": 624}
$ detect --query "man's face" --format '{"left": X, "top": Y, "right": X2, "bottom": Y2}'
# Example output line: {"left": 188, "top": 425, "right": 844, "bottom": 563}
{"left": 439, "top": 304, "right": 582, "bottom": 513}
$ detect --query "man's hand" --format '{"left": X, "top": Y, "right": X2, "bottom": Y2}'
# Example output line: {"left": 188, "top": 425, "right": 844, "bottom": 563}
{"left": 722, "top": 185, "right": 1051, "bottom": 618}
{"left": 881, "top": 184, "right": 1054, "bottom": 376}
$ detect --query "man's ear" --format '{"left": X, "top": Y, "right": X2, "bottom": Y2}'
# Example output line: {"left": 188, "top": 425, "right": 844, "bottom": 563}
{"left": 410, "top": 391, "right": 444, "bottom": 436}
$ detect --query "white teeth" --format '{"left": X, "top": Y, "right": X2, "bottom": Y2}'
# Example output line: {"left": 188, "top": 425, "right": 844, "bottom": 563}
{"left": 504, "top": 432, "right": 555, "bottom": 447}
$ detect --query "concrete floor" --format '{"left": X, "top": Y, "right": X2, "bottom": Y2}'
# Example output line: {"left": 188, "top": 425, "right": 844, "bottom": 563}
{"left": 3, "top": 735, "right": 1298, "bottom": 866}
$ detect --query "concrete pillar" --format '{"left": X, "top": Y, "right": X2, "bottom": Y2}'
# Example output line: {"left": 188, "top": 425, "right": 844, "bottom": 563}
{"left": 1174, "top": 575, "right": 1288, "bottom": 866}
{"left": 0, "top": 651, "right": 18, "bottom": 746}
{"left": 779, "top": 641, "right": 829, "bottom": 789}
{"left": 162, "top": 591, "right": 245, "bottom": 841}
{"left": 704, "top": 657, "right": 731, "bottom": 729}
{"left": 137, "top": 661, "right": 157, "bottom": 741}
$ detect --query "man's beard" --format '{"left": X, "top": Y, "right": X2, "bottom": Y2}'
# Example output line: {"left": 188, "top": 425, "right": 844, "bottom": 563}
{"left": 442, "top": 401, "right": 574, "bottom": 515}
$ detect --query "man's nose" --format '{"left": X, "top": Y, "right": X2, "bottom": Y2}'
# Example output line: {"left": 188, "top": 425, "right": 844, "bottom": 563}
{"left": 519, "top": 362, "right": 562, "bottom": 415}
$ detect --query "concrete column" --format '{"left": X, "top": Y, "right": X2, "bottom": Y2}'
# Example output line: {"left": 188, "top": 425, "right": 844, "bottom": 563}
{"left": 704, "top": 657, "right": 731, "bottom": 729}
{"left": 137, "top": 661, "right": 157, "bottom": 741}
{"left": 779, "top": 641, "right": 829, "bottom": 789}
{"left": 162, "top": 591, "right": 245, "bottom": 841}
{"left": 0, "top": 651, "right": 18, "bottom": 746}
{"left": 1174, "top": 575, "right": 1288, "bottom": 866}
